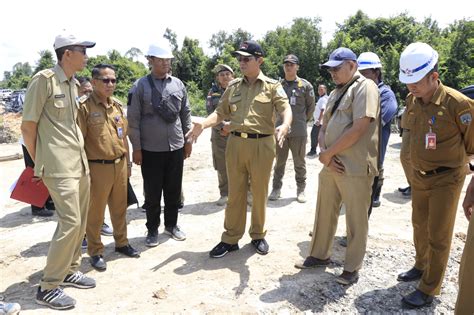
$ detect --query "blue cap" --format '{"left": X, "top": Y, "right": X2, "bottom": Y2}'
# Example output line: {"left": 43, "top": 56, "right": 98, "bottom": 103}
{"left": 321, "top": 47, "right": 357, "bottom": 68}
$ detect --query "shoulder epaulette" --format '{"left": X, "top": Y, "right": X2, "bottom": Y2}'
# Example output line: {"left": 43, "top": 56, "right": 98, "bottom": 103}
{"left": 263, "top": 76, "right": 278, "bottom": 84}
{"left": 112, "top": 97, "right": 124, "bottom": 107}
{"left": 228, "top": 78, "right": 242, "bottom": 86}
{"left": 39, "top": 69, "right": 54, "bottom": 78}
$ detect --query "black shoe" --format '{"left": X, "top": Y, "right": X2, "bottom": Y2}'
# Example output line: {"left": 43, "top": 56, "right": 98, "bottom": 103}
{"left": 336, "top": 270, "right": 359, "bottom": 285}
{"left": 398, "top": 186, "right": 410, "bottom": 193}
{"left": 145, "top": 230, "right": 159, "bottom": 247}
{"left": 45, "top": 200, "right": 56, "bottom": 210}
{"left": 89, "top": 255, "right": 106, "bottom": 271}
{"left": 402, "top": 187, "right": 412, "bottom": 198}
{"left": 402, "top": 289, "right": 433, "bottom": 308}
{"left": 295, "top": 256, "right": 331, "bottom": 269}
{"left": 372, "top": 200, "right": 381, "bottom": 208}
{"left": 115, "top": 244, "right": 140, "bottom": 257}
{"left": 251, "top": 239, "right": 269, "bottom": 255}
{"left": 81, "top": 237, "right": 87, "bottom": 249}
{"left": 32, "top": 207, "right": 54, "bottom": 217}
{"left": 36, "top": 287, "right": 75, "bottom": 310}
{"left": 209, "top": 242, "right": 239, "bottom": 258}
{"left": 397, "top": 267, "right": 423, "bottom": 282}
{"left": 307, "top": 150, "right": 316, "bottom": 157}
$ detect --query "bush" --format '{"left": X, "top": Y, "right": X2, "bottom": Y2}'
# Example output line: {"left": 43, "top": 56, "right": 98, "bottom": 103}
{"left": 186, "top": 81, "right": 207, "bottom": 117}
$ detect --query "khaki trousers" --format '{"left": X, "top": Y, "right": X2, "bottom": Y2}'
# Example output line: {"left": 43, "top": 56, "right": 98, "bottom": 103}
{"left": 40, "top": 174, "right": 90, "bottom": 290}
{"left": 211, "top": 129, "right": 228, "bottom": 197}
{"left": 221, "top": 134, "right": 275, "bottom": 244}
{"left": 455, "top": 216, "right": 474, "bottom": 315}
{"left": 309, "top": 167, "right": 373, "bottom": 272}
{"left": 272, "top": 136, "right": 307, "bottom": 191}
{"left": 87, "top": 159, "right": 128, "bottom": 256}
{"left": 411, "top": 167, "right": 466, "bottom": 295}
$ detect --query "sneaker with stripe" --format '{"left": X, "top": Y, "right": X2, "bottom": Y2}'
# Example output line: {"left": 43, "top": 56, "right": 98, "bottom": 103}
{"left": 61, "top": 271, "right": 96, "bottom": 289}
{"left": 35, "top": 287, "right": 76, "bottom": 310}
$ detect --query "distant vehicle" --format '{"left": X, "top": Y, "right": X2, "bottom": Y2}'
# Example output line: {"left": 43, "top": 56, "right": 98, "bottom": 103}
{"left": 5, "top": 90, "right": 25, "bottom": 113}
{"left": 0, "top": 88, "right": 13, "bottom": 101}
{"left": 460, "top": 85, "right": 474, "bottom": 99}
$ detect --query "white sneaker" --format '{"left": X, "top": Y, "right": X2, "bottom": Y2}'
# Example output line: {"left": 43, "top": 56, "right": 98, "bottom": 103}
{"left": 297, "top": 191, "right": 307, "bottom": 203}
{"left": 0, "top": 302, "right": 21, "bottom": 315}
{"left": 216, "top": 196, "right": 228, "bottom": 206}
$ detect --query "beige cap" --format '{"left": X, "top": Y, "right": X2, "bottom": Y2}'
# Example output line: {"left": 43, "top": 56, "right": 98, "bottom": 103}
{"left": 213, "top": 64, "right": 234, "bottom": 74}
{"left": 54, "top": 33, "right": 95, "bottom": 50}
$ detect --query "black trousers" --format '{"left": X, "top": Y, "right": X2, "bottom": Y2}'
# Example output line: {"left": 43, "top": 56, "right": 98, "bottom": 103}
{"left": 21, "top": 145, "right": 53, "bottom": 210}
{"left": 310, "top": 124, "right": 321, "bottom": 152}
{"left": 141, "top": 148, "right": 183, "bottom": 232}
{"left": 368, "top": 168, "right": 384, "bottom": 219}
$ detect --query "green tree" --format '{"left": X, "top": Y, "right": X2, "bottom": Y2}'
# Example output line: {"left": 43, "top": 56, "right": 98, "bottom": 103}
{"left": 174, "top": 37, "right": 207, "bottom": 90}
{"left": 34, "top": 50, "right": 55, "bottom": 75}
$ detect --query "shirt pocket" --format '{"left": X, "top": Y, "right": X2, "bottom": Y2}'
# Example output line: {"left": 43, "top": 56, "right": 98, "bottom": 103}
{"left": 252, "top": 92, "right": 273, "bottom": 117}
{"left": 168, "top": 91, "right": 183, "bottom": 112}
{"left": 332, "top": 98, "right": 353, "bottom": 124}
{"left": 142, "top": 90, "right": 154, "bottom": 115}
{"left": 51, "top": 98, "right": 67, "bottom": 121}
{"left": 229, "top": 94, "right": 243, "bottom": 118}
{"left": 87, "top": 115, "right": 107, "bottom": 138}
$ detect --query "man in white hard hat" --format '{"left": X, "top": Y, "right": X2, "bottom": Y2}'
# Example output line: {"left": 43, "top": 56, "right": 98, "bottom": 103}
{"left": 21, "top": 33, "right": 96, "bottom": 310}
{"left": 357, "top": 52, "right": 398, "bottom": 211}
{"left": 396, "top": 42, "right": 474, "bottom": 309}
{"left": 128, "top": 40, "right": 192, "bottom": 247}
{"left": 295, "top": 47, "right": 380, "bottom": 286}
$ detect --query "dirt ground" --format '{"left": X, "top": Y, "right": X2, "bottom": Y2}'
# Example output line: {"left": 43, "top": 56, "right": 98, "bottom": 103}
{"left": 0, "top": 127, "right": 470, "bottom": 314}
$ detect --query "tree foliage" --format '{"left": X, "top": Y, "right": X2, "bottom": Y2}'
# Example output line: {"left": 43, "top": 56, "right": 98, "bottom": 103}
{"left": 1, "top": 12, "right": 472, "bottom": 113}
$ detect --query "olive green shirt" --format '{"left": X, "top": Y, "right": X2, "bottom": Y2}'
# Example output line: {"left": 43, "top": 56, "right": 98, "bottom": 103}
{"left": 22, "top": 64, "right": 89, "bottom": 177}
{"left": 276, "top": 76, "right": 315, "bottom": 137}
{"left": 323, "top": 71, "right": 380, "bottom": 176}
{"left": 77, "top": 92, "right": 128, "bottom": 160}
{"left": 215, "top": 71, "right": 290, "bottom": 134}
{"left": 403, "top": 81, "right": 474, "bottom": 172}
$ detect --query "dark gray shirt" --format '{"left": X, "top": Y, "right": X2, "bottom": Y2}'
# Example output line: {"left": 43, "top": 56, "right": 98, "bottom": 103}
{"left": 128, "top": 74, "right": 192, "bottom": 152}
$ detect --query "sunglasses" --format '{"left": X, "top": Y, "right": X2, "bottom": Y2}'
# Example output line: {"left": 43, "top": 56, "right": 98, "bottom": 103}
{"left": 70, "top": 47, "right": 87, "bottom": 55}
{"left": 97, "top": 77, "right": 117, "bottom": 84}
{"left": 236, "top": 56, "right": 255, "bottom": 63}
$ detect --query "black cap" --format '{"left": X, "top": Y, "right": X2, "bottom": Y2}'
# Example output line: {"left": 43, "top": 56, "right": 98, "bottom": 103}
{"left": 283, "top": 54, "right": 299, "bottom": 64}
{"left": 232, "top": 40, "right": 265, "bottom": 58}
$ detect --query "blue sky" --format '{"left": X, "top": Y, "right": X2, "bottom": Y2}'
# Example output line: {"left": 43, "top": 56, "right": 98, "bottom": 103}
{"left": 1, "top": 0, "right": 472, "bottom": 80}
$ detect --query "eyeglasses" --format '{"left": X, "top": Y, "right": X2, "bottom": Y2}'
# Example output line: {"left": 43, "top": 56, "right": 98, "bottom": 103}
{"left": 97, "top": 77, "right": 117, "bottom": 84}
{"left": 236, "top": 56, "right": 255, "bottom": 63}
{"left": 70, "top": 47, "right": 87, "bottom": 55}
{"left": 327, "top": 62, "right": 345, "bottom": 73}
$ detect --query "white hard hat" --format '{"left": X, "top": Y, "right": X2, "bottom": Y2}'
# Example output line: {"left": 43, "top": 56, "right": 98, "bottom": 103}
{"left": 399, "top": 42, "right": 438, "bottom": 84}
{"left": 146, "top": 40, "right": 174, "bottom": 59}
{"left": 357, "top": 52, "right": 382, "bottom": 70}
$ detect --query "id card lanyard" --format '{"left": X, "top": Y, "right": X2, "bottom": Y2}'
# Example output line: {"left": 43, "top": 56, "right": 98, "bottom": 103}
{"left": 425, "top": 116, "right": 436, "bottom": 150}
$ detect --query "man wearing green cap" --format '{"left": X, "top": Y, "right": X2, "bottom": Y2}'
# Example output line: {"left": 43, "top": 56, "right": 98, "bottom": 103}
{"left": 206, "top": 64, "right": 234, "bottom": 206}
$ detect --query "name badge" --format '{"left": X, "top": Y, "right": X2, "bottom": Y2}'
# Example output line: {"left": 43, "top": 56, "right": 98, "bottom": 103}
{"left": 425, "top": 132, "right": 436, "bottom": 150}
{"left": 117, "top": 127, "right": 123, "bottom": 139}
{"left": 290, "top": 96, "right": 296, "bottom": 106}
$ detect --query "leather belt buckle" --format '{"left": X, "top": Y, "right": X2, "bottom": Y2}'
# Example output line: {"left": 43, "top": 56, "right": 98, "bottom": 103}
{"left": 241, "top": 132, "right": 248, "bottom": 139}
{"left": 114, "top": 157, "right": 121, "bottom": 164}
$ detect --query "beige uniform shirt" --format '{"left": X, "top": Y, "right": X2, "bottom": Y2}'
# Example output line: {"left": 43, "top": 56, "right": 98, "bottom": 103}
{"left": 215, "top": 71, "right": 290, "bottom": 134}
{"left": 22, "top": 64, "right": 89, "bottom": 178}
{"left": 404, "top": 81, "right": 474, "bottom": 172}
{"left": 323, "top": 71, "right": 380, "bottom": 176}
{"left": 77, "top": 92, "right": 128, "bottom": 160}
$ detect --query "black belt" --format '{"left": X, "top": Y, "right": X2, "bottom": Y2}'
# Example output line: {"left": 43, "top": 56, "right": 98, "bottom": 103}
{"left": 231, "top": 131, "right": 271, "bottom": 139}
{"left": 89, "top": 155, "right": 124, "bottom": 164}
{"left": 417, "top": 166, "right": 452, "bottom": 176}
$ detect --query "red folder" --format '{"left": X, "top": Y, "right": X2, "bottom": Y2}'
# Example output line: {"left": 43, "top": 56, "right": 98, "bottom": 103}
{"left": 10, "top": 167, "right": 49, "bottom": 207}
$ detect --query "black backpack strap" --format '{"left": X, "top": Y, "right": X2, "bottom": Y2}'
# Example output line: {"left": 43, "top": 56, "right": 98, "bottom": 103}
{"left": 330, "top": 77, "right": 359, "bottom": 116}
